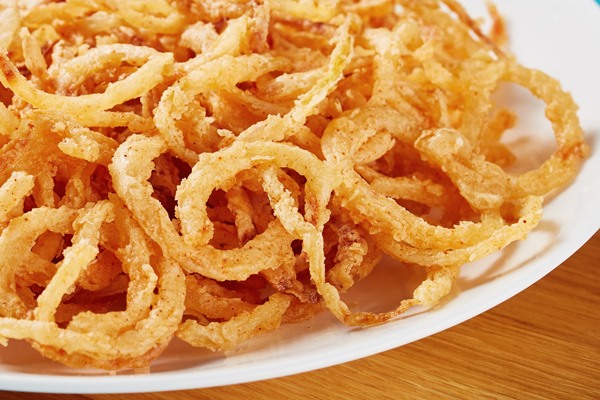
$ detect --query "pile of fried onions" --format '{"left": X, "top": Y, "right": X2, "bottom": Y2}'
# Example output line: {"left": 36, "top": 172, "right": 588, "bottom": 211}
{"left": 0, "top": 0, "right": 588, "bottom": 370}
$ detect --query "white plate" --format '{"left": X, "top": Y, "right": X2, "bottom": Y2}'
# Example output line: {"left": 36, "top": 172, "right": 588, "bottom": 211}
{"left": 1, "top": 0, "right": 599, "bottom": 394}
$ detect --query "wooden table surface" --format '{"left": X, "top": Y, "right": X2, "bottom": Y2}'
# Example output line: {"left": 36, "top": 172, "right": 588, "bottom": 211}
{"left": 2, "top": 231, "right": 598, "bottom": 400}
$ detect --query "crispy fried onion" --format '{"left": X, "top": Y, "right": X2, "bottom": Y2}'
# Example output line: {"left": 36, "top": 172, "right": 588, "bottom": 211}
{"left": 0, "top": 0, "right": 588, "bottom": 369}
{"left": 0, "top": 200, "right": 185, "bottom": 369}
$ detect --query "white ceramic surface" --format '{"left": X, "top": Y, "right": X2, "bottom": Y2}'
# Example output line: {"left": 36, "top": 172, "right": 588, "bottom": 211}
{"left": 1, "top": 0, "right": 599, "bottom": 394}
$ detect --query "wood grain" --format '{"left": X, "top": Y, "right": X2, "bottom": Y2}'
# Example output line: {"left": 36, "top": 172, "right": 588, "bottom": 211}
{"left": 2, "top": 231, "right": 598, "bottom": 400}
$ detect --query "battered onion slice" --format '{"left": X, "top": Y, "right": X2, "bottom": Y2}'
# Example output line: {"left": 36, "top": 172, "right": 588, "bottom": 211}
{"left": 0, "top": 45, "right": 174, "bottom": 116}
